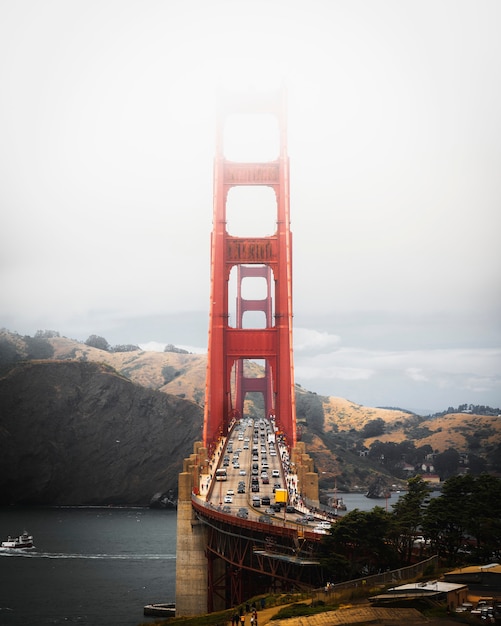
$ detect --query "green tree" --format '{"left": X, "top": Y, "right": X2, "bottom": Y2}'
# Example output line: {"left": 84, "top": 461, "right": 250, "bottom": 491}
{"left": 84, "top": 335, "right": 110, "bottom": 351}
{"left": 320, "top": 507, "right": 396, "bottom": 579}
{"left": 391, "top": 475, "right": 432, "bottom": 564}
{"left": 24, "top": 335, "right": 54, "bottom": 360}
{"left": 464, "top": 474, "right": 501, "bottom": 561}
{"left": 422, "top": 474, "right": 475, "bottom": 564}
{"left": 362, "top": 418, "right": 385, "bottom": 438}
{"left": 433, "top": 448, "right": 460, "bottom": 480}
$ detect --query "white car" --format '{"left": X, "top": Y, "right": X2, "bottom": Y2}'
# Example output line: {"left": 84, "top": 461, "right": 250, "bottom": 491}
{"left": 224, "top": 495, "right": 233, "bottom": 504}
{"left": 239, "top": 469, "right": 246, "bottom": 476}
{"left": 226, "top": 489, "right": 234, "bottom": 496}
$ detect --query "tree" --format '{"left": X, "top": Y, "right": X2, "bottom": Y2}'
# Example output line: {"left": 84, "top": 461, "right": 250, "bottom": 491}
{"left": 24, "top": 336, "right": 54, "bottom": 360}
{"left": 362, "top": 418, "right": 385, "bottom": 438}
{"left": 112, "top": 344, "right": 140, "bottom": 353}
{"left": 433, "top": 448, "right": 460, "bottom": 480}
{"left": 422, "top": 474, "right": 475, "bottom": 564}
{"left": 34, "top": 330, "right": 60, "bottom": 338}
{"left": 320, "top": 507, "right": 396, "bottom": 579}
{"left": 84, "top": 335, "right": 110, "bottom": 351}
{"left": 391, "top": 475, "right": 432, "bottom": 564}
{"left": 463, "top": 474, "right": 501, "bottom": 561}
{"left": 164, "top": 343, "right": 189, "bottom": 354}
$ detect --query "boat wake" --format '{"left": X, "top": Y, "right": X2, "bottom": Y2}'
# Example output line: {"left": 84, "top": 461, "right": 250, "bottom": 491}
{"left": 0, "top": 549, "right": 175, "bottom": 560}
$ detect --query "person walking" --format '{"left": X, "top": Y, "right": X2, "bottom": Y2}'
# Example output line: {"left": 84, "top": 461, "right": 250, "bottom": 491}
{"left": 252, "top": 608, "right": 258, "bottom": 626}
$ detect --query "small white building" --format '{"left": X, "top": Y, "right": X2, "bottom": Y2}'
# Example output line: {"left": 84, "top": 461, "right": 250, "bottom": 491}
{"left": 370, "top": 580, "right": 468, "bottom": 612}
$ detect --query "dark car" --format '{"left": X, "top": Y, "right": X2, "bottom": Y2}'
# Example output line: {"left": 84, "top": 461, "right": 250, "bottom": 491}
{"left": 261, "top": 496, "right": 271, "bottom": 506}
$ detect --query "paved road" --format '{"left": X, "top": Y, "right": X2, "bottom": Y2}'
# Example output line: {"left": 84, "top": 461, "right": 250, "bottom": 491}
{"left": 242, "top": 604, "right": 459, "bottom": 625}
{"left": 207, "top": 417, "right": 291, "bottom": 523}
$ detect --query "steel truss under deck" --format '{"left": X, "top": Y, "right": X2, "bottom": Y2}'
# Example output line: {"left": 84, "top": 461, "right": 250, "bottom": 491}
{"left": 194, "top": 502, "right": 324, "bottom": 610}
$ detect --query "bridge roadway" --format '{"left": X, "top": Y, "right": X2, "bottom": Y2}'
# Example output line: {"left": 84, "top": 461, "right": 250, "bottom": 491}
{"left": 195, "top": 416, "right": 328, "bottom": 532}
{"left": 187, "top": 417, "right": 337, "bottom": 606}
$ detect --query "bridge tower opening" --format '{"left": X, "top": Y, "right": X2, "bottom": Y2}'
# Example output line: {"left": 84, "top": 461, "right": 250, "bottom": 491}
{"left": 203, "top": 88, "right": 297, "bottom": 454}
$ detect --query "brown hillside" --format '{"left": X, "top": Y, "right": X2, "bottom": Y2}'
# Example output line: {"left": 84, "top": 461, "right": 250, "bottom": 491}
{"left": 49, "top": 336, "right": 207, "bottom": 402}
{"left": 3, "top": 331, "right": 500, "bottom": 463}
{"left": 322, "top": 397, "right": 411, "bottom": 432}
{"left": 364, "top": 412, "right": 501, "bottom": 454}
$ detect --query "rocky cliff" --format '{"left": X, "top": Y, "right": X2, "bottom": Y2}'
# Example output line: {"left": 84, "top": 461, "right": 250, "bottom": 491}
{"left": 0, "top": 360, "right": 203, "bottom": 506}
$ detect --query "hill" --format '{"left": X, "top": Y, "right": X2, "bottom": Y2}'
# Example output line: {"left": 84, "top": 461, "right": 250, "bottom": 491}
{"left": 1, "top": 329, "right": 500, "bottom": 504}
{"left": 0, "top": 358, "right": 202, "bottom": 506}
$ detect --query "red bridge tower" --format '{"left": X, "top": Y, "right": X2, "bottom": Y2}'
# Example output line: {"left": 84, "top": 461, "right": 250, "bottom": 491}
{"left": 203, "top": 88, "right": 297, "bottom": 453}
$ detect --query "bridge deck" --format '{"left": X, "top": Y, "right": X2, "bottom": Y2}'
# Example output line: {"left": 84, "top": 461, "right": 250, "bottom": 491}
{"left": 193, "top": 416, "right": 333, "bottom": 539}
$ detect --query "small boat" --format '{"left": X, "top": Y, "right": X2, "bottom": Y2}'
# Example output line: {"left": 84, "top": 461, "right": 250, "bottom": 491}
{"left": 335, "top": 497, "right": 347, "bottom": 511}
{"left": 1, "top": 531, "right": 34, "bottom": 549}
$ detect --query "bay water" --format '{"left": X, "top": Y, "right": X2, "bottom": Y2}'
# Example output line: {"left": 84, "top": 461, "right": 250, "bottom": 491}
{"left": 0, "top": 493, "right": 415, "bottom": 625}
{"left": 0, "top": 507, "right": 177, "bottom": 626}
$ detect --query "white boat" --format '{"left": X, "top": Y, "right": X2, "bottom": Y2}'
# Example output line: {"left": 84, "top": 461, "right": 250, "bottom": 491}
{"left": 1, "top": 531, "right": 34, "bottom": 549}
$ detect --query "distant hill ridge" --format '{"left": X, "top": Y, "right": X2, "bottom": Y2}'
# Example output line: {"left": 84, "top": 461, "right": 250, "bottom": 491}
{"left": 0, "top": 329, "right": 500, "bottom": 504}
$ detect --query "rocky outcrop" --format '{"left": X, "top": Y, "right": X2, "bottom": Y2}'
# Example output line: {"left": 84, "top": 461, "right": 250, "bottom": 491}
{"left": 365, "top": 476, "right": 392, "bottom": 499}
{"left": 0, "top": 360, "right": 203, "bottom": 506}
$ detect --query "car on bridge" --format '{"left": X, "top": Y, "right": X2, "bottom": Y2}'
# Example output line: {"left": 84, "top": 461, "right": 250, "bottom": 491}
{"left": 224, "top": 495, "right": 233, "bottom": 504}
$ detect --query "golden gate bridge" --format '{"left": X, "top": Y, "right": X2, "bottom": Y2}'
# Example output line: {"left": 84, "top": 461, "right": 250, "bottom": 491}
{"left": 175, "top": 88, "right": 327, "bottom": 616}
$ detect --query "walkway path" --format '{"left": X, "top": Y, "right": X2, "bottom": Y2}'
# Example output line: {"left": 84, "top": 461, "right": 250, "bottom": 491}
{"left": 249, "top": 602, "right": 461, "bottom": 626}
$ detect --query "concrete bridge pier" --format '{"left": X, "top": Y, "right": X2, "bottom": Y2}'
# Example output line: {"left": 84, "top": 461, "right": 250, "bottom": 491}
{"left": 175, "top": 442, "right": 209, "bottom": 616}
{"left": 292, "top": 443, "right": 319, "bottom": 507}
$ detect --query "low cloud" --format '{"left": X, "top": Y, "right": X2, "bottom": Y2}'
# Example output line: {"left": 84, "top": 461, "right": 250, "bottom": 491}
{"left": 293, "top": 327, "right": 341, "bottom": 354}
{"left": 293, "top": 345, "right": 501, "bottom": 412}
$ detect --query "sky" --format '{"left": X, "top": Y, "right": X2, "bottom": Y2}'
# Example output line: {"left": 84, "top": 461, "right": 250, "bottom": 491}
{"left": 1, "top": 0, "right": 500, "bottom": 415}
